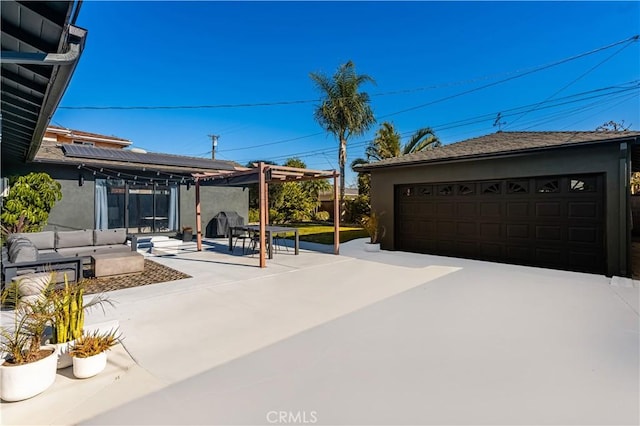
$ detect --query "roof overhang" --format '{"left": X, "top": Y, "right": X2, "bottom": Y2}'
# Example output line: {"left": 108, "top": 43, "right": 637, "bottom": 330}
{"left": 357, "top": 134, "right": 640, "bottom": 172}
{"left": 1, "top": 1, "right": 87, "bottom": 171}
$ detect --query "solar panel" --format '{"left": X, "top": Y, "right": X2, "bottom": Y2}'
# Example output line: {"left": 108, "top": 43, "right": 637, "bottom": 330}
{"left": 62, "top": 144, "right": 235, "bottom": 171}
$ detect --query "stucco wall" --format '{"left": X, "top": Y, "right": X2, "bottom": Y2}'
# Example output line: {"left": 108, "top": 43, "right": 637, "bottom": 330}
{"left": 179, "top": 185, "right": 249, "bottom": 237}
{"left": 369, "top": 143, "right": 628, "bottom": 276}
{"left": 4, "top": 163, "right": 248, "bottom": 235}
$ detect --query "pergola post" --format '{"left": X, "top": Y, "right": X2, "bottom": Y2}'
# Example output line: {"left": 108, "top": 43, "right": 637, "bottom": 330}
{"left": 195, "top": 178, "right": 202, "bottom": 251}
{"left": 258, "top": 162, "right": 267, "bottom": 268}
{"left": 333, "top": 171, "right": 340, "bottom": 255}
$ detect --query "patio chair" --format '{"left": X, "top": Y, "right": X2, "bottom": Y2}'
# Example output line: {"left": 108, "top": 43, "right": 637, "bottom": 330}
{"left": 231, "top": 229, "right": 253, "bottom": 254}
{"left": 272, "top": 233, "right": 290, "bottom": 252}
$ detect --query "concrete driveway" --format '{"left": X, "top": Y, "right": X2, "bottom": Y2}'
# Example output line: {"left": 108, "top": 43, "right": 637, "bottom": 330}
{"left": 2, "top": 239, "right": 638, "bottom": 425}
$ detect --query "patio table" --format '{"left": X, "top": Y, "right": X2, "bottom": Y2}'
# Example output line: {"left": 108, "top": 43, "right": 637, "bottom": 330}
{"left": 229, "top": 225, "right": 299, "bottom": 259}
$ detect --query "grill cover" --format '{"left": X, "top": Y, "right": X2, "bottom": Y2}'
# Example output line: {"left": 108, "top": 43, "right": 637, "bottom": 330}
{"left": 212, "top": 211, "right": 244, "bottom": 237}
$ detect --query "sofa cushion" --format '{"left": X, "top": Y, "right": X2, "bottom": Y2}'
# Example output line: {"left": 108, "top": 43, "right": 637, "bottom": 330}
{"left": 94, "top": 229, "right": 127, "bottom": 246}
{"left": 8, "top": 237, "right": 38, "bottom": 263}
{"left": 14, "top": 231, "right": 55, "bottom": 250}
{"left": 56, "top": 230, "right": 93, "bottom": 249}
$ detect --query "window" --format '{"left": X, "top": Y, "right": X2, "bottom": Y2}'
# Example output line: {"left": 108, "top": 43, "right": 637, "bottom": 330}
{"left": 418, "top": 185, "right": 432, "bottom": 196}
{"left": 536, "top": 179, "right": 559, "bottom": 193}
{"left": 438, "top": 184, "right": 453, "bottom": 195}
{"left": 507, "top": 181, "right": 528, "bottom": 194}
{"left": 481, "top": 182, "right": 501, "bottom": 194}
{"left": 570, "top": 177, "right": 596, "bottom": 192}
{"left": 458, "top": 184, "right": 474, "bottom": 195}
{"left": 95, "top": 179, "right": 178, "bottom": 232}
{"left": 73, "top": 141, "right": 95, "bottom": 146}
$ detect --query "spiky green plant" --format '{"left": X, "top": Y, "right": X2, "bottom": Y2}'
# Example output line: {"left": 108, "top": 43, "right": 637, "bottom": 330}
{"left": 70, "top": 329, "right": 121, "bottom": 358}
{"left": 360, "top": 211, "right": 386, "bottom": 244}
{"left": 49, "top": 277, "right": 114, "bottom": 344}
{"left": 0, "top": 282, "right": 55, "bottom": 365}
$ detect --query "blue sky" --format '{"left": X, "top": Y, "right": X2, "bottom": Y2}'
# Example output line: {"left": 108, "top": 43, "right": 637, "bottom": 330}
{"left": 54, "top": 1, "right": 640, "bottom": 186}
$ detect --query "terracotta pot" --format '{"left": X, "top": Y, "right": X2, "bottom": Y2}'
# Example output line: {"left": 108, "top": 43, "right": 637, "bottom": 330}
{"left": 72, "top": 351, "right": 107, "bottom": 379}
{"left": 0, "top": 346, "right": 57, "bottom": 402}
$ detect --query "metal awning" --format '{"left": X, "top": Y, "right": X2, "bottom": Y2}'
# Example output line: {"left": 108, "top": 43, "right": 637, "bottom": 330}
{"left": 1, "top": 0, "right": 86, "bottom": 171}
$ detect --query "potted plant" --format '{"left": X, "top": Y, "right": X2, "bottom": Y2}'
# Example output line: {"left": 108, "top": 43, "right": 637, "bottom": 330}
{"left": 49, "top": 277, "right": 113, "bottom": 369}
{"left": 360, "top": 211, "right": 386, "bottom": 252}
{"left": 0, "top": 288, "right": 57, "bottom": 402}
{"left": 182, "top": 226, "right": 193, "bottom": 242}
{"left": 70, "top": 329, "right": 121, "bottom": 379}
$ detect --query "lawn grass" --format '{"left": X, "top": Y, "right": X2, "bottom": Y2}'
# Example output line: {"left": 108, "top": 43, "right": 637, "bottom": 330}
{"left": 280, "top": 222, "right": 369, "bottom": 245}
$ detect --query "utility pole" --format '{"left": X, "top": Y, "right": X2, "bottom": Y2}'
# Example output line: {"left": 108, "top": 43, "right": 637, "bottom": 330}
{"left": 208, "top": 134, "right": 219, "bottom": 160}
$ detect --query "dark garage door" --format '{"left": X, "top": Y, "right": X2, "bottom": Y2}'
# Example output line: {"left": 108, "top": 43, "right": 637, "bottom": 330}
{"left": 395, "top": 174, "right": 605, "bottom": 274}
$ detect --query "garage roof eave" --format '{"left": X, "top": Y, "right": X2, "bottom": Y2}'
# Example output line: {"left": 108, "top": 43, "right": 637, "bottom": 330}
{"left": 357, "top": 133, "right": 640, "bottom": 172}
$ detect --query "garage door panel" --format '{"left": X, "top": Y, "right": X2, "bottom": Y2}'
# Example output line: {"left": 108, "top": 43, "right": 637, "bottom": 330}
{"left": 507, "top": 202, "right": 529, "bottom": 217}
{"left": 480, "top": 243, "right": 503, "bottom": 259}
{"left": 456, "top": 202, "right": 477, "bottom": 216}
{"left": 535, "top": 247, "right": 565, "bottom": 265}
{"left": 568, "top": 202, "right": 598, "bottom": 219}
{"left": 395, "top": 173, "right": 604, "bottom": 274}
{"left": 437, "top": 202, "right": 454, "bottom": 216}
{"left": 437, "top": 221, "right": 455, "bottom": 235}
{"left": 535, "top": 225, "right": 562, "bottom": 241}
{"left": 457, "top": 222, "right": 477, "bottom": 236}
{"left": 436, "top": 239, "right": 455, "bottom": 255}
{"left": 480, "top": 201, "right": 501, "bottom": 217}
{"left": 535, "top": 202, "right": 561, "bottom": 217}
{"left": 568, "top": 251, "right": 601, "bottom": 270}
{"left": 480, "top": 223, "right": 501, "bottom": 239}
{"left": 506, "top": 246, "right": 531, "bottom": 262}
{"left": 456, "top": 240, "right": 477, "bottom": 257}
{"left": 568, "top": 227, "right": 599, "bottom": 244}
{"left": 506, "top": 224, "right": 529, "bottom": 239}
{"left": 418, "top": 202, "right": 435, "bottom": 215}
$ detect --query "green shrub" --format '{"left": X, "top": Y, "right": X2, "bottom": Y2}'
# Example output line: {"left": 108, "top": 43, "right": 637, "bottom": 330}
{"left": 314, "top": 210, "right": 330, "bottom": 222}
{"left": 1, "top": 172, "right": 62, "bottom": 234}
{"left": 248, "top": 208, "right": 260, "bottom": 223}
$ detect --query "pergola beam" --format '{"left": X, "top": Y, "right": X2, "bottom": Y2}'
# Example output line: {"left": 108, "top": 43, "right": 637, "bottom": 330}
{"left": 193, "top": 162, "right": 340, "bottom": 266}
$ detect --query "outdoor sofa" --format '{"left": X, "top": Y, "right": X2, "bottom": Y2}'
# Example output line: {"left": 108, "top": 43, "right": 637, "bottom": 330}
{"left": 1, "top": 228, "right": 138, "bottom": 286}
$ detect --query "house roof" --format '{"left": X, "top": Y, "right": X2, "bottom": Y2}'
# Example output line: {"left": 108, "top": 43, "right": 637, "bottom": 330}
{"left": 33, "top": 139, "right": 245, "bottom": 175}
{"left": 46, "top": 125, "right": 132, "bottom": 146}
{"left": 356, "top": 131, "right": 640, "bottom": 171}
{"left": 1, "top": 1, "right": 86, "bottom": 170}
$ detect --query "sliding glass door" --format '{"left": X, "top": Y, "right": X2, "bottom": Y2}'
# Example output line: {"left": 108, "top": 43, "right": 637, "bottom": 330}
{"left": 95, "top": 179, "right": 178, "bottom": 233}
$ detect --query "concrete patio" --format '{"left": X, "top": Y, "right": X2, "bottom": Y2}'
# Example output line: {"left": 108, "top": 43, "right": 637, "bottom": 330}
{"left": 1, "top": 238, "right": 638, "bottom": 425}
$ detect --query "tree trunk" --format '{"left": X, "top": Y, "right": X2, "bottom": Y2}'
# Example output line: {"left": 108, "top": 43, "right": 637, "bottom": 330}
{"left": 339, "top": 138, "right": 347, "bottom": 224}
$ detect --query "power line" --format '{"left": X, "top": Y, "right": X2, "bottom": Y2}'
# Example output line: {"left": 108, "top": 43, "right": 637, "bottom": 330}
{"left": 230, "top": 82, "right": 639, "bottom": 164}
{"left": 504, "top": 40, "right": 635, "bottom": 129}
{"left": 57, "top": 35, "right": 638, "bottom": 111}
{"left": 378, "top": 35, "right": 639, "bottom": 119}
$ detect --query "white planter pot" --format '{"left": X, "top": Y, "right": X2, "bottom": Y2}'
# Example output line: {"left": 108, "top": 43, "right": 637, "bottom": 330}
{"left": 364, "top": 242, "right": 381, "bottom": 252}
{"left": 53, "top": 340, "right": 75, "bottom": 369}
{"left": 0, "top": 346, "right": 57, "bottom": 402}
{"left": 73, "top": 351, "right": 107, "bottom": 379}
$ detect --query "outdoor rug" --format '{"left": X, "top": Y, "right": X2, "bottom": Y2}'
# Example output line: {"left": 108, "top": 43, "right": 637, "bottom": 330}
{"left": 83, "top": 259, "right": 190, "bottom": 294}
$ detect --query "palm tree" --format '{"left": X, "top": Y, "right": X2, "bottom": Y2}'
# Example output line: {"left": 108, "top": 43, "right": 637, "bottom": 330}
{"left": 310, "top": 60, "right": 376, "bottom": 222}
{"left": 369, "top": 122, "right": 440, "bottom": 161}
{"left": 352, "top": 122, "right": 440, "bottom": 198}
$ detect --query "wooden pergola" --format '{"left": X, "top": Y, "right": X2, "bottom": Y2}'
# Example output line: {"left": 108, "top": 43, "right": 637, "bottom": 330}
{"left": 192, "top": 162, "right": 340, "bottom": 267}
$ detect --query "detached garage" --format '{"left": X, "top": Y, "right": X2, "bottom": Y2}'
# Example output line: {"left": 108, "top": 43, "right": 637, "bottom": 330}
{"left": 358, "top": 131, "right": 640, "bottom": 277}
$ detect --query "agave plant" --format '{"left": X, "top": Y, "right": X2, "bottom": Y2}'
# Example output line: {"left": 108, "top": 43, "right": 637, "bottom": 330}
{"left": 70, "top": 329, "right": 121, "bottom": 358}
